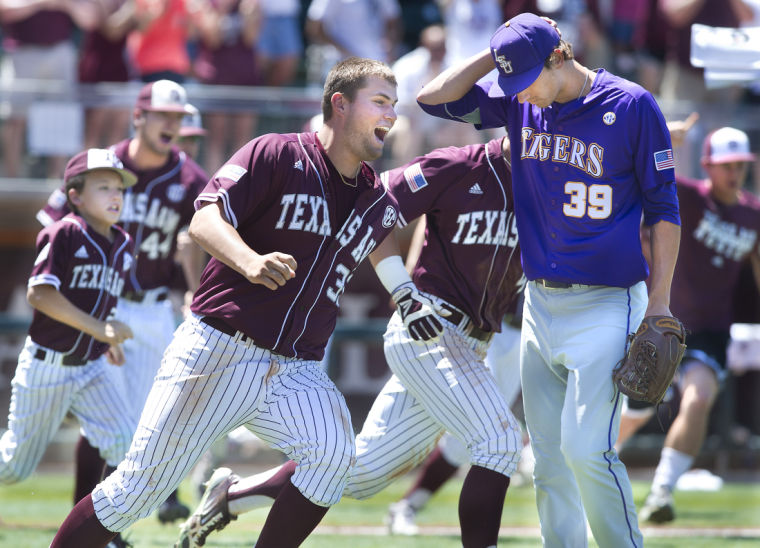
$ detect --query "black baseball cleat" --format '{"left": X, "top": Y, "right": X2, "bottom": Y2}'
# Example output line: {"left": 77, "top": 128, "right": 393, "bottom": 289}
{"left": 158, "top": 498, "right": 191, "bottom": 524}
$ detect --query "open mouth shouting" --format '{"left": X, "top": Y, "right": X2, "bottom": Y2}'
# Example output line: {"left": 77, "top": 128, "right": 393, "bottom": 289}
{"left": 374, "top": 126, "right": 390, "bottom": 143}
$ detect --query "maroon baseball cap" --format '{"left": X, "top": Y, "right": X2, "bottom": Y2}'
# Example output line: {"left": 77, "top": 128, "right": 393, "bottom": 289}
{"left": 64, "top": 148, "right": 138, "bottom": 187}
{"left": 179, "top": 104, "right": 207, "bottom": 137}
{"left": 488, "top": 13, "right": 561, "bottom": 98}
{"left": 135, "top": 80, "right": 193, "bottom": 113}
{"left": 701, "top": 127, "right": 756, "bottom": 164}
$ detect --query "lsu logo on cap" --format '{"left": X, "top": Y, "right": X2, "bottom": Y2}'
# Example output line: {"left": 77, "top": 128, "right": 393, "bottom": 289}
{"left": 493, "top": 51, "right": 513, "bottom": 74}
{"left": 403, "top": 162, "right": 428, "bottom": 193}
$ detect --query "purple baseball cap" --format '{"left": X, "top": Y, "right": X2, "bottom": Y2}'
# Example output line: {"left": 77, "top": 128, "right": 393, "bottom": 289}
{"left": 488, "top": 13, "right": 561, "bottom": 98}
{"left": 135, "top": 79, "right": 193, "bottom": 113}
{"left": 64, "top": 148, "right": 138, "bottom": 188}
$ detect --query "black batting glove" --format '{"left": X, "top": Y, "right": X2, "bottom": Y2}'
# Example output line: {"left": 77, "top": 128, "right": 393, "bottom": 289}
{"left": 392, "top": 283, "right": 447, "bottom": 342}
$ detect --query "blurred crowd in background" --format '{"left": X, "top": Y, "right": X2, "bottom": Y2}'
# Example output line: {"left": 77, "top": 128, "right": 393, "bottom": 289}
{"left": 1, "top": 0, "right": 760, "bottom": 184}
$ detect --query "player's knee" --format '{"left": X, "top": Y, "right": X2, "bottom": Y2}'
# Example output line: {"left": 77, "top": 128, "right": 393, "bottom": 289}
{"left": 559, "top": 437, "right": 598, "bottom": 468}
{"left": 469, "top": 435, "right": 521, "bottom": 476}
{"left": 292, "top": 443, "right": 355, "bottom": 506}
{"left": 680, "top": 388, "right": 714, "bottom": 417}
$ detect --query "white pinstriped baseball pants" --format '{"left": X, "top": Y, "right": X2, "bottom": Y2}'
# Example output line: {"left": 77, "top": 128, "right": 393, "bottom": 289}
{"left": 92, "top": 315, "right": 355, "bottom": 532}
{"left": 0, "top": 338, "right": 134, "bottom": 484}
{"left": 521, "top": 281, "right": 647, "bottom": 548}
{"left": 439, "top": 322, "right": 522, "bottom": 466}
{"left": 345, "top": 312, "right": 522, "bottom": 500}
{"left": 113, "top": 298, "right": 176, "bottom": 426}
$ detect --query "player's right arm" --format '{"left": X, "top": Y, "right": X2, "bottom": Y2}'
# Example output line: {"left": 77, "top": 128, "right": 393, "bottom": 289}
{"left": 416, "top": 48, "right": 494, "bottom": 106}
{"left": 189, "top": 201, "right": 297, "bottom": 290}
{"left": 26, "top": 284, "right": 133, "bottom": 345}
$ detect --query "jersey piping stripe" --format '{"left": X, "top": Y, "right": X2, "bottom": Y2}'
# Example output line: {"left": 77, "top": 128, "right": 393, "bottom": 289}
{"left": 273, "top": 134, "right": 330, "bottom": 355}
{"left": 61, "top": 217, "right": 127, "bottom": 357}
{"left": 122, "top": 153, "right": 185, "bottom": 291}
{"left": 478, "top": 142, "right": 510, "bottom": 325}
{"left": 380, "top": 170, "right": 409, "bottom": 227}
{"left": 196, "top": 189, "right": 237, "bottom": 228}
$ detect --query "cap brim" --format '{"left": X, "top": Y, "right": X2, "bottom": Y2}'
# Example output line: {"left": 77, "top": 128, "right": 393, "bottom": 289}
{"left": 179, "top": 127, "right": 207, "bottom": 137}
{"left": 141, "top": 105, "right": 194, "bottom": 114}
{"left": 112, "top": 168, "right": 138, "bottom": 188}
{"left": 488, "top": 63, "right": 545, "bottom": 98}
{"left": 705, "top": 152, "right": 757, "bottom": 164}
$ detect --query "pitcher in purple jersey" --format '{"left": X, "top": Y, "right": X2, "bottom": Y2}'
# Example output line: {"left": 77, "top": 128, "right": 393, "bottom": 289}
{"left": 175, "top": 137, "right": 525, "bottom": 548}
{"left": 49, "top": 57, "right": 399, "bottom": 548}
{"left": 417, "top": 13, "right": 682, "bottom": 548}
{"left": 618, "top": 127, "right": 760, "bottom": 524}
{"left": 0, "top": 149, "right": 136, "bottom": 492}
{"left": 37, "top": 79, "right": 208, "bottom": 523}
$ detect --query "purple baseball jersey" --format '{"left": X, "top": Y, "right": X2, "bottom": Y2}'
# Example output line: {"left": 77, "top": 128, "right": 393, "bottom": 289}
{"left": 382, "top": 138, "right": 524, "bottom": 332}
{"left": 28, "top": 214, "right": 133, "bottom": 361}
{"left": 37, "top": 141, "right": 208, "bottom": 292}
{"left": 671, "top": 176, "right": 760, "bottom": 332}
{"left": 419, "top": 69, "right": 681, "bottom": 287}
{"left": 191, "top": 132, "right": 399, "bottom": 360}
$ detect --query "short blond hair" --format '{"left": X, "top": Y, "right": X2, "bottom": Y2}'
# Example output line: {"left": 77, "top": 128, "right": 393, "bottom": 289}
{"left": 322, "top": 57, "right": 396, "bottom": 121}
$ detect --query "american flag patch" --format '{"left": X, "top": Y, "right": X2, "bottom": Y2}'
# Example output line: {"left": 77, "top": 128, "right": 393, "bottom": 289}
{"left": 653, "top": 149, "right": 675, "bottom": 171}
{"left": 403, "top": 162, "right": 428, "bottom": 193}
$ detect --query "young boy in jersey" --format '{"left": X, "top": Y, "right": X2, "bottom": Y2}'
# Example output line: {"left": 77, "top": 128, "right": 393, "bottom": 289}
{"left": 416, "top": 13, "right": 681, "bottom": 548}
{"left": 618, "top": 127, "right": 760, "bottom": 524}
{"left": 38, "top": 79, "right": 208, "bottom": 524}
{"left": 0, "top": 148, "right": 136, "bottom": 491}
{"left": 49, "top": 56, "right": 399, "bottom": 548}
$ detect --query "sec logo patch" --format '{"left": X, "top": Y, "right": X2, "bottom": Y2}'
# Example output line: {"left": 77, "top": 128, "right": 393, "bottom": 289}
{"left": 382, "top": 205, "right": 397, "bottom": 228}
{"left": 167, "top": 184, "right": 186, "bottom": 203}
{"left": 603, "top": 112, "right": 616, "bottom": 125}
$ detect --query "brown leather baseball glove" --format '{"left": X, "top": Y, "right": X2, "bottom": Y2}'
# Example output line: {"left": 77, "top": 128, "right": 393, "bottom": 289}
{"left": 612, "top": 316, "right": 687, "bottom": 405}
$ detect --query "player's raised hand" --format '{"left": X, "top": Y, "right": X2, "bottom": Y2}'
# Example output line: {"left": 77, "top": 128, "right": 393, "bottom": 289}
{"left": 99, "top": 320, "right": 134, "bottom": 345}
{"left": 392, "top": 282, "right": 450, "bottom": 342}
{"left": 245, "top": 251, "right": 297, "bottom": 290}
{"left": 666, "top": 112, "right": 699, "bottom": 148}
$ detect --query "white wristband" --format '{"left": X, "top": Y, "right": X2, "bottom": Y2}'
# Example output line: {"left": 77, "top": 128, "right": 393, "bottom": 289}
{"left": 374, "top": 255, "right": 413, "bottom": 295}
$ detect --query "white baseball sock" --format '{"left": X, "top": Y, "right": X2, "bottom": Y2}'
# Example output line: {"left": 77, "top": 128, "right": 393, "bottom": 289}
{"left": 651, "top": 446, "right": 694, "bottom": 492}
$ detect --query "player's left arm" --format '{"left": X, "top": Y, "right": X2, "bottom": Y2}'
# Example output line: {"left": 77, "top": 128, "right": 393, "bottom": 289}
{"left": 176, "top": 229, "right": 206, "bottom": 314}
{"left": 644, "top": 219, "right": 680, "bottom": 317}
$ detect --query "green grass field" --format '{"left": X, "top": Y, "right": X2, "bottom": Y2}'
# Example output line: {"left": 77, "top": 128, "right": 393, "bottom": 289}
{"left": 1, "top": 469, "right": 758, "bottom": 547}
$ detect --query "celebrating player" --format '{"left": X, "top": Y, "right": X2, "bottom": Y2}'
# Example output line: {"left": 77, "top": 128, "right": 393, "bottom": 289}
{"left": 175, "top": 135, "right": 525, "bottom": 548}
{"left": 416, "top": 13, "right": 681, "bottom": 547}
{"left": 0, "top": 149, "right": 136, "bottom": 491}
{"left": 38, "top": 80, "right": 209, "bottom": 524}
{"left": 48, "top": 56, "right": 399, "bottom": 548}
{"left": 620, "top": 127, "right": 760, "bottom": 523}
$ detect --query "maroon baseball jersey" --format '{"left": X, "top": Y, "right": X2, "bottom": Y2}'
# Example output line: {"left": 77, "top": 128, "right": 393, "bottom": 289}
{"left": 671, "top": 176, "right": 760, "bottom": 332}
{"left": 382, "top": 138, "right": 524, "bottom": 332}
{"left": 1, "top": 11, "right": 73, "bottom": 49}
{"left": 193, "top": 0, "right": 260, "bottom": 86}
{"left": 38, "top": 141, "right": 208, "bottom": 292}
{"left": 28, "top": 214, "right": 134, "bottom": 361}
{"left": 191, "top": 131, "right": 399, "bottom": 360}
